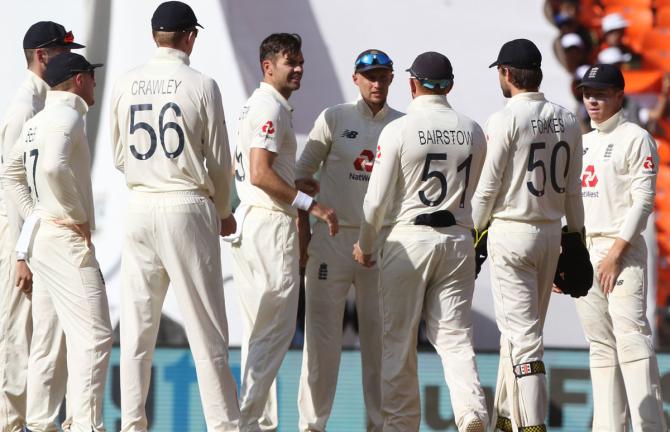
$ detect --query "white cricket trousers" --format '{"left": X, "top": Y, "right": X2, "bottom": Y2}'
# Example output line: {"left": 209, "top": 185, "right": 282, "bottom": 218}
{"left": 231, "top": 206, "right": 299, "bottom": 432}
{"left": 298, "top": 224, "right": 383, "bottom": 432}
{"left": 378, "top": 224, "right": 487, "bottom": 432}
{"left": 29, "top": 221, "right": 112, "bottom": 432}
{"left": 120, "top": 191, "right": 240, "bottom": 432}
{"left": 0, "top": 213, "right": 31, "bottom": 432}
{"left": 575, "top": 235, "right": 666, "bottom": 432}
{"left": 26, "top": 268, "right": 68, "bottom": 432}
{"left": 488, "top": 219, "right": 560, "bottom": 432}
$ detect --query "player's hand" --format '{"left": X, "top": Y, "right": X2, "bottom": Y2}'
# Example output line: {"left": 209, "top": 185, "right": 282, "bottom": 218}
{"left": 552, "top": 283, "right": 564, "bottom": 294}
{"left": 597, "top": 252, "right": 622, "bottom": 295}
{"left": 55, "top": 220, "right": 92, "bottom": 248}
{"left": 220, "top": 214, "right": 237, "bottom": 237}
{"left": 310, "top": 203, "right": 338, "bottom": 236}
{"left": 352, "top": 242, "right": 375, "bottom": 268}
{"left": 15, "top": 261, "right": 33, "bottom": 295}
{"left": 295, "top": 178, "right": 320, "bottom": 196}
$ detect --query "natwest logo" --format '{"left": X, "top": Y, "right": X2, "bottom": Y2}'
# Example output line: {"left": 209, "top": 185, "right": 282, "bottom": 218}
{"left": 581, "top": 165, "right": 598, "bottom": 188}
{"left": 353, "top": 149, "right": 374, "bottom": 173}
{"left": 261, "top": 120, "right": 275, "bottom": 135}
{"left": 644, "top": 156, "right": 655, "bottom": 171}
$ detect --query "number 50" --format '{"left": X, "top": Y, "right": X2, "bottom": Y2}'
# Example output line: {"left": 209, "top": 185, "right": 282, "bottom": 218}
{"left": 526, "top": 140, "right": 570, "bottom": 197}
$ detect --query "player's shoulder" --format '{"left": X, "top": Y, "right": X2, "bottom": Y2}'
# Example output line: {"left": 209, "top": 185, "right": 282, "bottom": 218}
{"left": 386, "top": 106, "right": 404, "bottom": 121}
{"left": 322, "top": 101, "right": 355, "bottom": 119}
{"left": 247, "top": 89, "right": 282, "bottom": 118}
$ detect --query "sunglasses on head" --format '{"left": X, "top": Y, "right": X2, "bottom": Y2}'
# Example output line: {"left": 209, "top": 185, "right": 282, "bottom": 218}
{"left": 355, "top": 52, "right": 392, "bottom": 69}
{"left": 416, "top": 78, "right": 451, "bottom": 89}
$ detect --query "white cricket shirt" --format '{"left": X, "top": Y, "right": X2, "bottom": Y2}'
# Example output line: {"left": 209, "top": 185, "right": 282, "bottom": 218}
{"left": 295, "top": 99, "right": 403, "bottom": 227}
{"left": 581, "top": 110, "right": 657, "bottom": 242}
{"left": 3, "top": 91, "right": 95, "bottom": 228}
{"left": 358, "top": 95, "right": 487, "bottom": 254}
{"left": 235, "top": 82, "right": 298, "bottom": 216}
{"left": 471, "top": 92, "right": 584, "bottom": 232}
{"left": 111, "top": 47, "right": 232, "bottom": 218}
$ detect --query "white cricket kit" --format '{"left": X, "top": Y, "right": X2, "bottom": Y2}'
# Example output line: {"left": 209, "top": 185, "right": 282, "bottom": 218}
{"left": 3, "top": 91, "right": 112, "bottom": 432}
{"left": 231, "top": 82, "right": 299, "bottom": 432}
{"left": 295, "top": 100, "right": 402, "bottom": 432}
{"left": 0, "top": 71, "right": 67, "bottom": 432}
{"left": 471, "top": 92, "right": 584, "bottom": 432}
{"left": 576, "top": 110, "right": 665, "bottom": 431}
{"left": 110, "top": 47, "right": 239, "bottom": 432}
{"left": 358, "top": 95, "right": 488, "bottom": 432}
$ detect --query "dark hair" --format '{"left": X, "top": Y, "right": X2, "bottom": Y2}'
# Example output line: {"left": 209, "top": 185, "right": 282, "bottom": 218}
{"left": 259, "top": 33, "right": 302, "bottom": 64}
{"left": 506, "top": 65, "right": 543, "bottom": 90}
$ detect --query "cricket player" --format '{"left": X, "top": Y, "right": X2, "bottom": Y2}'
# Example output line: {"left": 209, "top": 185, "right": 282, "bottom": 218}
{"left": 231, "top": 33, "right": 338, "bottom": 431}
{"left": 471, "top": 39, "right": 584, "bottom": 432}
{"left": 354, "top": 51, "right": 488, "bottom": 432}
{"left": 110, "top": 2, "right": 240, "bottom": 431}
{"left": 575, "top": 64, "right": 666, "bottom": 431}
{"left": 2, "top": 52, "right": 111, "bottom": 432}
{"left": 296, "top": 49, "right": 403, "bottom": 432}
{"left": 0, "top": 21, "right": 79, "bottom": 432}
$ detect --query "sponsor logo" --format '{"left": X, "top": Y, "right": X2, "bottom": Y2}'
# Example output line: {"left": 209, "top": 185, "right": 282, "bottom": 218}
{"left": 643, "top": 156, "right": 655, "bottom": 171}
{"left": 261, "top": 120, "right": 275, "bottom": 135}
{"left": 581, "top": 165, "right": 598, "bottom": 188}
{"left": 376, "top": 144, "right": 381, "bottom": 160}
{"left": 341, "top": 129, "right": 359, "bottom": 139}
{"left": 583, "top": 147, "right": 588, "bottom": 155}
{"left": 616, "top": 279, "right": 624, "bottom": 286}
{"left": 318, "top": 263, "right": 328, "bottom": 280}
{"left": 353, "top": 150, "right": 374, "bottom": 173}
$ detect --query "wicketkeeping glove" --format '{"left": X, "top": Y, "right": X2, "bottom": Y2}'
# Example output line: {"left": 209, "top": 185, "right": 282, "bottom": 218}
{"left": 553, "top": 228, "right": 593, "bottom": 298}
{"left": 473, "top": 228, "right": 488, "bottom": 278}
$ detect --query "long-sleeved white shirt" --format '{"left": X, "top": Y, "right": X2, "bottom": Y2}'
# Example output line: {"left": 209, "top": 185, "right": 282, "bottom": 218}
{"left": 2, "top": 91, "right": 95, "bottom": 228}
{"left": 110, "top": 47, "right": 232, "bottom": 218}
{"left": 471, "top": 92, "right": 584, "bottom": 232}
{"left": 295, "top": 99, "right": 403, "bottom": 227}
{"left": 581, "top": 110, "right": 657, "bottom": 241}
{"left": 235, "top": 82, "right": 298, "bottom": 215}
{"left": 358, "top": 95, "right": 487, "bottom": 254}
{"left": 0, "top": 70, "right": 49, "bottom": 241}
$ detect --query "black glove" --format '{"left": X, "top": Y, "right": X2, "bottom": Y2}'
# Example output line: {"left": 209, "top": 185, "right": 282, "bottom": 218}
{"left": 473, "top": 228, "right": 488, "bottom": 278}
{"left": 554, "top": 229, "right": 593, "bottom": 298}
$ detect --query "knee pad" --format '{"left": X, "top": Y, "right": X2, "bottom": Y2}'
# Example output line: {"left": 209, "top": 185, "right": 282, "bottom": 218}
{"left": 495, "top": 416, "right": 513, "bottom": 432}
{"left": 513, "top": 360, "right": 545, "bottom": 378}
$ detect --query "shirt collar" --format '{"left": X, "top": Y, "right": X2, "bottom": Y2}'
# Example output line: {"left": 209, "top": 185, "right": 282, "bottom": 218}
{"left": 45, "top": 90, "right": 89, "bottom": 116}
{"left": 506, "top": 91, "right": 546, "bottom": 107}
{"left": 355, "top": 98, "right": 390, "bottom": 120}
{"left": 259, "top": 82, "right": 293, "bottom": 112}
{"left": 26, "top": 70, "right": 49, "bottom": 103}
{"left": 407, "top": 94, "right": 451, "bottom": 113}
{"left": 152, "top": 47, "right": 191, "bottom": 66}
{"left": 591, "top": 109, "right": 625, "bottom": 133}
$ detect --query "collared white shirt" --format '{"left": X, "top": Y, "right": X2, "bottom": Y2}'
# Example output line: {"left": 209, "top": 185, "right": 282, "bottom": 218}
{"left": 471, "top": 92, "right": 584, "bottom": 232}
{"left": 110, "top": 47, "right": 232, "bottom": 218}
{"left": 358, "top": 95, "right": 486, "bottom": 253}
{"left": 581, "top": 109, "right": 657, "bottom": 241}
{"left": 295, "top": 98, "right": 403, "bottom": 227}
{"left": 235, "top": 82, "right": 298, "bottom": 215}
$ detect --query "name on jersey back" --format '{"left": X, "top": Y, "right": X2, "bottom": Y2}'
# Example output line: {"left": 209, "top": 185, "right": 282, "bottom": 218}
{"left": 530, "top": 117, "right": 565, "bottom": 135}
{"left": 131, "top": 79, "right": 183, "bottom": 96}
{"left": 418, "top": 129, "right": 473, "bottom": 146}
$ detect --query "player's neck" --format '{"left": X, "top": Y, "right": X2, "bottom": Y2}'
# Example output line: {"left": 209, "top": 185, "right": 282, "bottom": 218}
{"left": 509, "top": 87, "right": 538, "bottom": 97}
{"left": 364, "top": 99, "right": 385, "bottom": 116}
{"left": 28, "top": 64, "right": 45, "bottom": 81}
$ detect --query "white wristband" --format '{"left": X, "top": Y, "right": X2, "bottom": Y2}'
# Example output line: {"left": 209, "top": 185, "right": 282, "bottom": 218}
{"left": 292, "top": 191, "right": 314, "bottom": 211}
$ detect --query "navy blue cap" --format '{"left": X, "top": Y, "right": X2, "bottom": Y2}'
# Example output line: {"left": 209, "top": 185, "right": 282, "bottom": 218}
{"left": 490, "top": 38, "right": 542, "bottom": 69}
{"left": 577, "top": 64, "right": 625, "bottom": 90}
{"left": 152, "top": 1, "right": 203, "bottom": 31}
{"left": 406, "top": 51, "right": 454, "bottom": 81}
{"left": 44, "top": 52, "right": 103, "bottom": 87}
{"left": 23, "top": 21, "right": 85, "bottom": 49}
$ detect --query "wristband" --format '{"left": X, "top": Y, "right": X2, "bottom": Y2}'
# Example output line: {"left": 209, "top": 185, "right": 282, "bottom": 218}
{"left": 291, "top": 191, "right": 314, "bottom": 211}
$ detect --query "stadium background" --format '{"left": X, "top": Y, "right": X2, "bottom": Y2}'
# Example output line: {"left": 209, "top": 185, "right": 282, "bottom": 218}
{"left": 2, "top": 0, "right": 668, "bottom": 430}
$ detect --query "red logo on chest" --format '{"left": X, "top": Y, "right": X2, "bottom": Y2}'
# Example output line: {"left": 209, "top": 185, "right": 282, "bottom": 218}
{"left": 353, "top": 150, "right": 375, "bottom": 172}
{"left": 581, "top": 165, "right": 598, "bottom": 188}
{"left": 261, "top": 121, "right": 275, "bottom": 135}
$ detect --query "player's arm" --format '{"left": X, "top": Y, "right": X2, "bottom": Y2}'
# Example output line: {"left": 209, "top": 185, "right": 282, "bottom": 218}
{"left": 295, "top": 108, "right": 333, "bottom": 194}
{"left": 1, "top": 140, "right": 34, "bottom": 220}
{"left": 355, "top": 124, "right": 400, "bottom": 265}
{"left": 471, "top": 112, "right": 510, "bottom": 231}
{"left": 599, "top": 133, "right": 657, "bottom": 293}
{"left": 110, "top": 84, "right": 125, "bottom": 173}
{"left": 202, "top": 79, "right": 234, "bottom": 234}
{"left": 564, "top": 118, "right": 585, "bottom": 233}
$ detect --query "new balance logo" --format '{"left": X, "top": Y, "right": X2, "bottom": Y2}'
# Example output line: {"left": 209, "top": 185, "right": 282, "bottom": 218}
{"left": 341, "top": 129, "right": 358, "bottom": 139}
{"left": 318, "top": 263, "right": 328, "bottom": 280}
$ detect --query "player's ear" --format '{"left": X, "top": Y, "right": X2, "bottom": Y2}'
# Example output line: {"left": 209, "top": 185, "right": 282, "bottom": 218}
{"left": 352, "top": 72, "right": 358, "bottom": 85}
{"left": 409, "top": 78, "right": 417, "bottom": 97}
